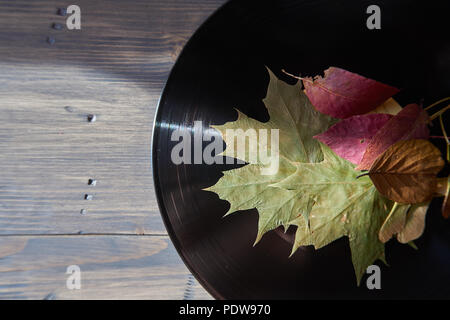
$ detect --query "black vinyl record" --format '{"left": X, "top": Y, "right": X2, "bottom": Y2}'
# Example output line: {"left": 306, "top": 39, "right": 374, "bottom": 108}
{"left": 152, "top": 0, "right": 450, "bottom": 299}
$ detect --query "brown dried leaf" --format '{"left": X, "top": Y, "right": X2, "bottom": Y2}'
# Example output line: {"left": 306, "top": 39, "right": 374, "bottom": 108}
{"left": 369, "top": 139, "right": 445, "bottom": 204}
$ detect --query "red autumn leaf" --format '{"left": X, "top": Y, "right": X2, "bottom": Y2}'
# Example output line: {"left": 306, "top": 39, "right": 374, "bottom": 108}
{"left": 303, "top": 67, "right": 400, "bottom": 119}
{"left": 314, "top": 114, "right": 392, "bottom": 164}
{"left": 356, "top": 104, "right": 430, "bottom": 171}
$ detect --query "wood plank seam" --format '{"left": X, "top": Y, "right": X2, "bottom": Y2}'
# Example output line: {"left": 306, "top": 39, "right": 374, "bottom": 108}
{"left": 0, "top": 233, "right": 168, "bottom": 237}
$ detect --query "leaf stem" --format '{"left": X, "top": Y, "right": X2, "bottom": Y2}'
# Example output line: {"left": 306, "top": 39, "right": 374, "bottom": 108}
{"left": 436, "top": 178, "right": 449, "bottom": 197}
{"left": 386, "top": 202, "right": 399, "bottom": 222}
{"left": 281, "top": 69, "right": 314, "bottom": 84}
{"left": 439, "top": 116, "right": 449, "bottom": 144}
{"left": 440, "top": 115, "right": 450, "bottom": 162}
{"left": 429, "top": 104, "right": 450, "bottom": 122}
{"left": 408, "top": 241, "right": 419, "bottom": 250}
{"left": 424, "top": 97, "right": 450, "bottom": 111}
{"left": 356, "top": 172, "right": 370, "bottom": 179}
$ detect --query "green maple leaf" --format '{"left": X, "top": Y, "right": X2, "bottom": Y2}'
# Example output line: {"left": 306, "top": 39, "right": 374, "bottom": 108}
{"left": 273, "top": 143, "right": 393, "bottom": 284}
{"left": 205, "top": 68, "right": 336, "bottom": 242}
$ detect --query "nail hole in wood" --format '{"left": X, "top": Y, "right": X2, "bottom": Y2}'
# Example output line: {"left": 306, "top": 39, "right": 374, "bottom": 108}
{"left": 80, "top": 209, "right": 87, "bottom": 215}
{"left": 87, "top": 114, "right": 97, "bottom": 123}
{"left": 88, "top": 179, "right": 97, "bottom": 186}
{"left": 64, "top": 106, "right": 74, "bottom": 113}
{"left": 57, "top": 8, "right": 67, "bottom": 16}
{"left": 52, "top": 23, "right": 64, "bottom": 30}
{"left": 47, "top": 37, "right": 55, "bottom": 45}
{"left": 84, "top": 194, "right": 93, "bottom": 200}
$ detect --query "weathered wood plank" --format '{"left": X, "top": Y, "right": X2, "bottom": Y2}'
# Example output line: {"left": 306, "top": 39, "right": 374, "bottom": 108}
{"left": 0, "top": 0, "right": 225, "bottom": 299}
{"left": 0, "top": 235, "right": 211, "bottom": 300}
{"left": 0, "top": 0, "right": 226, "bottom": 234}
{"left": 0, "top": 68, "right": 164, "bottom": 234}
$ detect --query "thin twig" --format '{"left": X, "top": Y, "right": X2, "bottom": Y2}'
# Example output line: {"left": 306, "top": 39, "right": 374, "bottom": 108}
{"left": 386, "top": 202, "right": 399, "bottom": 222}
{"left": 440, "top": 115, "right": 450, "bottom": 162}
{"left": 429, "top": 104, "right": 450, "bottom": 121}
{"left": 439, "top": 115, "right": 450, "bottom": 145}
{"left": 424, "top": 97, "right": 450, "bottom": 111}
{"left": 356, "top": 172, "right": 370, "bottom": 179}
{"left": 281, "top": 69, "right": 313, "bottom": 84}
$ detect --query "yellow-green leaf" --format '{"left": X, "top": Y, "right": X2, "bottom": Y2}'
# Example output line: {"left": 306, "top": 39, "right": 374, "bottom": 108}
{"left": 273, "top": 143, "right": 393, "bottom": 285}
{"left": 205, "top": 68, "right": 336, "bottom": 243}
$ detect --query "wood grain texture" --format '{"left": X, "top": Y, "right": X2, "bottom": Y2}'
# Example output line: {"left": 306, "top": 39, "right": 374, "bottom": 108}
{"left": 0, "top": 236, "right": 211, "bottom": 300}
{"left": 0, "top": 0, "right": 226, "bottom": 235}
{"left": 0, "top": 0, "right": 227, "bottom": 299}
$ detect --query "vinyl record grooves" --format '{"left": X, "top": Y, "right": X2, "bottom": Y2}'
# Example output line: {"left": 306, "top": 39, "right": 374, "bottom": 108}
{"left": 152, "top": 0, "right": 450, "bottom": 299}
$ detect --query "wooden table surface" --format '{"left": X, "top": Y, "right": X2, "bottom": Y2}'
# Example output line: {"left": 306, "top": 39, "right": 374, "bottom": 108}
{"left": 0, "top": 0, "right": 227, "bottom": 300}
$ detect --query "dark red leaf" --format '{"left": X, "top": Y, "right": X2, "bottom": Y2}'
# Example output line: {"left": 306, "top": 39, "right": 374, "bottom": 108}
{"left": 303, "top": 67, "right": 400, "bottom": 119}
{"left": 356, "top": 104, "right": 430, "bottom": 171}
{"left": 314, "top": 114, "right": 392, "bottom": 164}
